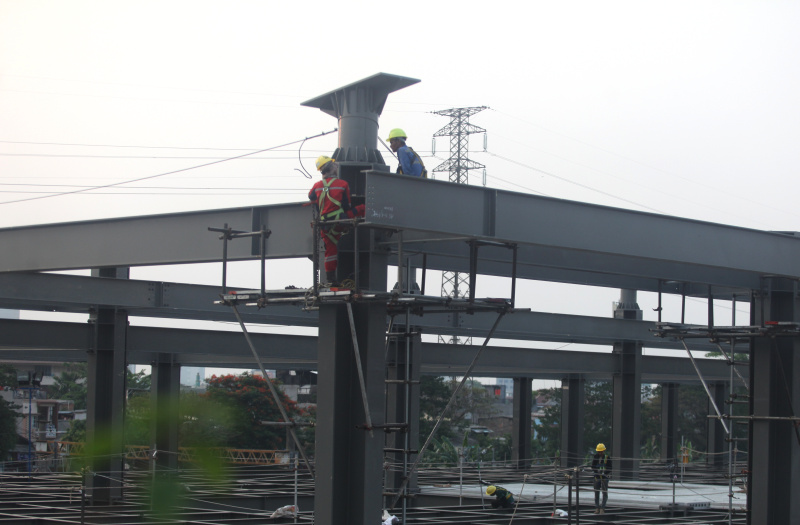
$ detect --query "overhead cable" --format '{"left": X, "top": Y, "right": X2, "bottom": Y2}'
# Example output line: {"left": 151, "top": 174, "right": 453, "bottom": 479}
{"left": 0, "top": 129, "right": 337, "bottom": 206}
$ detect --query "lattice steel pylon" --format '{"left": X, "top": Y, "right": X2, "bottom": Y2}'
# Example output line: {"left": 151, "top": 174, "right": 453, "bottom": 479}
{"left": 432, "top": 106, "right": 487, "bottom": 344}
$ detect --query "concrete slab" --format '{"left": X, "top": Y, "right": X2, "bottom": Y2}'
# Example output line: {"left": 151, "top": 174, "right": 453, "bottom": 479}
{"left": 421, "top": 480, "right": 747, "bottom": 512}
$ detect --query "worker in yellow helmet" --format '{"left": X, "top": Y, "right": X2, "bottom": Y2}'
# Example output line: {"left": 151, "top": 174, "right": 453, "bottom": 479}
{"left": 485, "top": 484, "right": 514, "bottom": 509}
{"left": 386, "top": 128, "right": 427, "bottom": 177}
{"left": 308, "top": 156, "right": 365, "bottom": 286}
{"left": 591, "top": 443, "right": 612, "bottom": 514}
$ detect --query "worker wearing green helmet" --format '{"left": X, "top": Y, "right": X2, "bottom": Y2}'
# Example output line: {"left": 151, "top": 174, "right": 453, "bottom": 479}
{"left": 386, "top": 128, "right": 427, "bottom": 178}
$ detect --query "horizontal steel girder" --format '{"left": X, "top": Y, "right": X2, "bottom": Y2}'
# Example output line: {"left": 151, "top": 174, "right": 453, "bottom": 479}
{"left": 0, "top": 272, "right": 718, "bottom": 351}
{"left": 1, "top": 173, "right": 797, "bottom": 296}
{"left": 0, "top": 203, "right": 313, "bottom": 272}
{"left": 364, "top": 171, "right": 800, "bottom": 293}
{"left": 0, "top": 319, "right": 736, "bottom": 381}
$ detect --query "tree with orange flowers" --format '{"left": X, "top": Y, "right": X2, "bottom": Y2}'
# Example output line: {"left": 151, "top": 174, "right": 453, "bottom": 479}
{"left": 199, "top": 373, "right": 304, "bottom": 450}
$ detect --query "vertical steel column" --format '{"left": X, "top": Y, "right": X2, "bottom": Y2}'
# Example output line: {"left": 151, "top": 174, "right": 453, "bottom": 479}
{"left": 706, "top": 382, "right": 727, "bottom": 468}
{"left": 512, "top": 377, "right": 532, "bottom": 468}
{"left": 304, "top": 74, "right": 419, "bottom": 525}
{"left": 151, "top": 355, "right": 180, "bottom": 472}
{"left": 747, "top": 278, "right": 800, "bottom": 525}
{"left": 85, "top": 267, "right": 128, "bottom": 505}
{"left": 660, "top": 383, "right": 679, "bottom": 463}
{"left": 612, "top": 290, "right": 643, "bottom": 480}
{"left": 560, "top": 374, "right": 585, "bottom": 469}
{"left": 315, "top": 300, "right": 388, "bottom": 525}
{"left": 612, "top": 341, "right": 642, "bottom": 480}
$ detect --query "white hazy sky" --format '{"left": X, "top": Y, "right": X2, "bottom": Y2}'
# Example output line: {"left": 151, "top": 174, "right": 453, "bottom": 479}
{"left": 2, "top": 1, "right": 798, "bottom": 379}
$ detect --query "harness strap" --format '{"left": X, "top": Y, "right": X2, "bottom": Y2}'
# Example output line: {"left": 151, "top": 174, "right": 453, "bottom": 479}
{"left": 317, "top": 178, "right": 343, "bottom": 211}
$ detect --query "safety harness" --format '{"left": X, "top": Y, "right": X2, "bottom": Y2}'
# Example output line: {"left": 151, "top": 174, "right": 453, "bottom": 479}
{"left": 317, "top": 177, "right": 346, "bottom": 244}
{"left": 595, "top": 454, "right": 609, "bottom": 479}
{"left": 397, "top": 147, "right": 428, "bottom": 178}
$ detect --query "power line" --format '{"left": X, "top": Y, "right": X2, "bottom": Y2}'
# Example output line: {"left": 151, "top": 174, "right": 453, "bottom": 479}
{"left": 0, "top": 139, "right": 331, "bottom": 151}
{"left": 0, "top": 154, "right": 323, "bottom": 160}
{"left": 0, "top": 190, "right": 307, "bottom": 196}
{"left": 0, "top": 129, "right": 337, "bottom": 206}
{"left": 484, "top": 150, "right": 667, "bottom": 214}
{"left": 0, "top": 183, "right": 308, "bottom": 190}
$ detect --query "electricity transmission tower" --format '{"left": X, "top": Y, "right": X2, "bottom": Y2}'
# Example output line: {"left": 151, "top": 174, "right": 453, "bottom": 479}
{"left": 432, "top": 106, "right": 487, "bottom": 344}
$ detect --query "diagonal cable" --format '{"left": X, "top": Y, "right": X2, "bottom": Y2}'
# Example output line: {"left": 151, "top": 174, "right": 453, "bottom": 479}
{"left": 230, "top": 304, "right": 315, "bottom": 479}
{"left": 389, "top": 310, "right": 507, "bottom": 510}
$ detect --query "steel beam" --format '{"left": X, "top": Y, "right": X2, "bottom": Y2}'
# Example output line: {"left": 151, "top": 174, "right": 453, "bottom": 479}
{"left": 0, "top": 319, "right": 737, "bottom": 380}
{"left": 2, "top": 173, "right": 798, "bottom": 295}
{"left": 364, "top": 171, "right": 800, "bottom": 291}
{"left": 0, "top": 203, "right": 312, "bottom": 272}
{"left": 0, "top": 272, "right": 720, "bottom": 352}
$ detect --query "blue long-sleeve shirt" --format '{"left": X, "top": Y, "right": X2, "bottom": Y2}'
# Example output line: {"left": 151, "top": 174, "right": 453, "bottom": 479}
{"left": 396, "top": 145, "right": 425, "bottom": 177}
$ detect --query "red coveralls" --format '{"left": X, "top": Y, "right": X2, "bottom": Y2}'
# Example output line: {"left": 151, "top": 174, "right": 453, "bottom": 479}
{"left": 308, "top": 177, "right": 365, "bottom": 276}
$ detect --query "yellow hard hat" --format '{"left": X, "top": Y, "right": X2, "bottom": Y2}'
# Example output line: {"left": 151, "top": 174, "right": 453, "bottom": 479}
{"left": 316, "top": 155, "right": 334, "bottom": 171}
{"left": 386, "top": 128, "right": 407, "bottom": 142}
{"left": 596, "top": 443, "right": 606, "bottom": 452}
{"left": 486, "top": 485, "right": 496, "bottom": 495}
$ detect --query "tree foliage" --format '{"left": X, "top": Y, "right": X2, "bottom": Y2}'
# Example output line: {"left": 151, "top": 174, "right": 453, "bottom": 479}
{"left": 50, "top": 363, "right": 88, "bottom": 409}
{"left": 419, "top": 376, "right": 497, "bottom": 446}
{"left": 534, "top": 380, "right": 734, "bottom": 463}
{"left": 535, "top": 381, "right": 613, "bottom": 461}
{"left": 0, "top": 364, "right": 20, "bottom": 460}
{"left": 0, "top": 397, "right": 20, "bottom": 461}
{"left": 0, "top": 364, "right": 18, "bottom": 388}
{"left": 203, "top": 373, "right": 303, "bottom": 450}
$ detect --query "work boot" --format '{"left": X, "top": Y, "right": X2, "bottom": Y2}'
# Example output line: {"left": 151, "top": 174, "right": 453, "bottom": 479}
{"left": 593, "top": 508, "right": 600, "bottom": 514}
{"left": 598, "top": 508, "right": 605, "bottom": 514}
{"left": 324, "top": 271, "right": 337, "bottom": 287}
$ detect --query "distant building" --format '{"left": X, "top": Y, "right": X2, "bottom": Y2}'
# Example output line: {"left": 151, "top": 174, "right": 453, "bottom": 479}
{"left": 495, "top": 378, "right": 514, "bottom": 399}
{"left": 180, "top": 367, "right": 206, "bottom": 387}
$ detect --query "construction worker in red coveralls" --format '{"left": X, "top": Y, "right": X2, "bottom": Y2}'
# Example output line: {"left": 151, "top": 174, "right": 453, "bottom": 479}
{"left": 386, "top": 128, "right": 427, "bottom": 177}
{"left": 308, "top": 156, "right": 364, "bottom": 286}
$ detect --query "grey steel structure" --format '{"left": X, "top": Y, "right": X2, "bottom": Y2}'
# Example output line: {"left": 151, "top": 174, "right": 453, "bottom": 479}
{"left": 0, "top": 73, "right": 797, "bottom": 524}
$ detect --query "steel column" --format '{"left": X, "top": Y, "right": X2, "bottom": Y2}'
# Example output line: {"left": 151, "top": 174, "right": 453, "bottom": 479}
{"left": 707, "top": 382, "right": 728, "bottom": 468}
{"left": 512, "top": 377, "right": 532, "bottom": 468}
{"left": 85, "top": 268, "right": 128, "bottom": 505}
{"left": 151, "top": 355, "right": 180, "bottom": 472}
{"left": 660, "top": 383, "right": 679, "bottom": 463}
{"left": 315, "top": 300, "right": 388, "bottom": 525}
{"left": 747, "top": 279, "right": 800, "bottom": 525}
{"left": 560, "top": 374, "right": 585, "bottom": 469}
{"left": 612, "top": 341, "right": 642, "bottom": 480}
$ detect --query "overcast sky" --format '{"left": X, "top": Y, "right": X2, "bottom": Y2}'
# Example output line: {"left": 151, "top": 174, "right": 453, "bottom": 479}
{"left": 2, "top": 1, "right": 798, "bottom": 378}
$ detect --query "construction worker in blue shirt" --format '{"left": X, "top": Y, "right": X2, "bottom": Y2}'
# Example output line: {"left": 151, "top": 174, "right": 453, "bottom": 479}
{"left": 386, "top": 128, "right": 427, "bottom": 177}
{"left": 485, "top": 485, "right": 514, "bottom": 509}
{"left": 591, "top": 443, "right": 612, "bottom": 514}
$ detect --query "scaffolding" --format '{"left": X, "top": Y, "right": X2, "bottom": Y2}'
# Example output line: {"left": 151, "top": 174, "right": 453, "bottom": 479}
{"left": 210, "top": 215, "right": 526, "bottom": 524}
{"left": 651, "top": 299, "right": 800, "bottom": 525}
